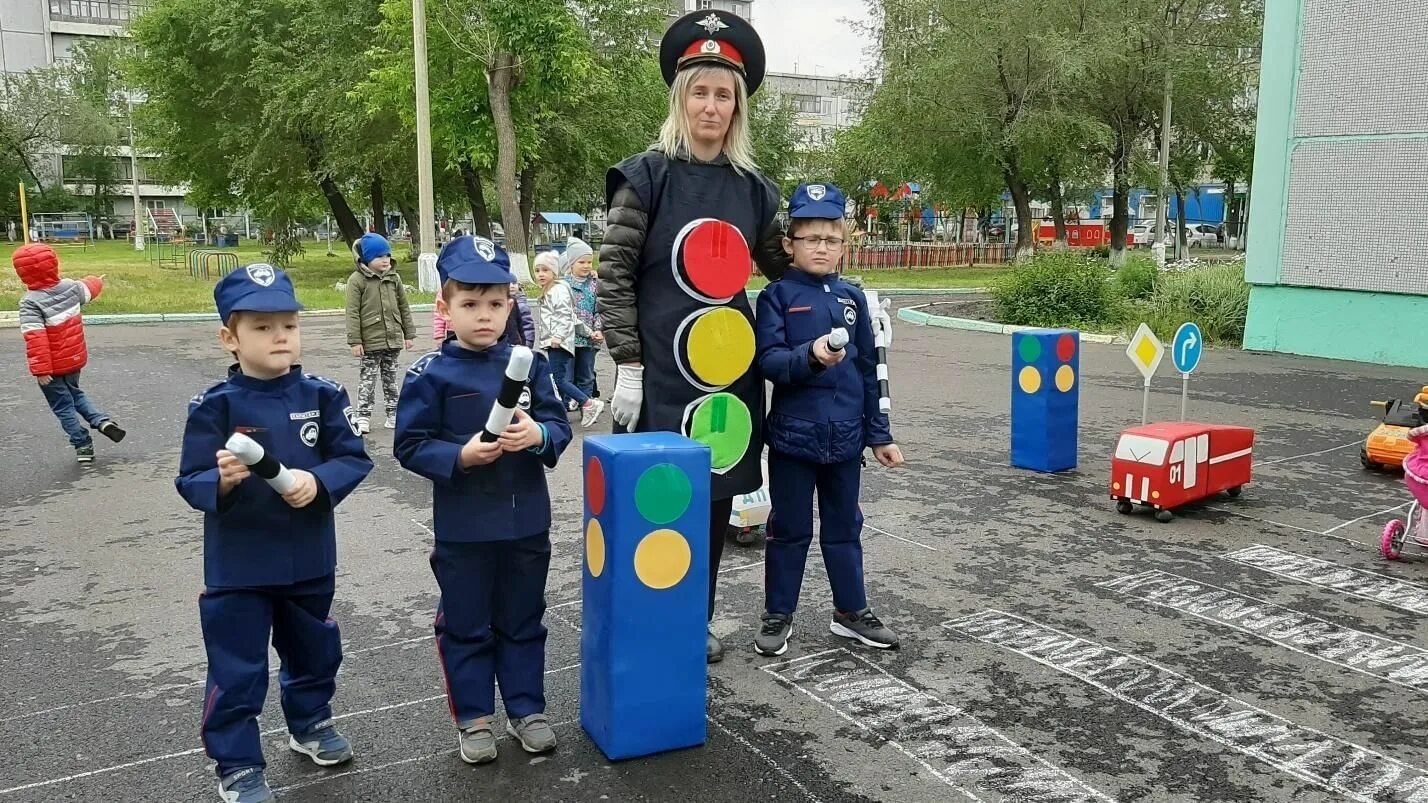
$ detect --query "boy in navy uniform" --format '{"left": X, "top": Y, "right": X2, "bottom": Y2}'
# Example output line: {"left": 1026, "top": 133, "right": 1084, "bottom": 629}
{"left": 753, "top": 183, "right": 906, "bottom": 658}
{"left": 176, "top": 264, "right": 373, "bottom": 803}
{"left": 394, "top": 236, "right": 572, "bottom": 764}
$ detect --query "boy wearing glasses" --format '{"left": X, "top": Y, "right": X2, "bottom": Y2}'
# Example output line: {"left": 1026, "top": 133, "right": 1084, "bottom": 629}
{"left": 752, "top": 183, "right": 905, "bottom": 658}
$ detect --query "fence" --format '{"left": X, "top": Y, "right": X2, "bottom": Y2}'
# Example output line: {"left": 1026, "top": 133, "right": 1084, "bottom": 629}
{"left": 844, "top": 241, "right": 1016, "bottom": 270}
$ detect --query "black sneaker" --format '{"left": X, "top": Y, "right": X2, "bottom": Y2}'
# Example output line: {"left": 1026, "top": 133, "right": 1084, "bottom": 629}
{"left": 75, "top": 444, "right": 94, "bottom": 463}
{"left": 98, "top": 420, "right": 126, "bottom": 443}
{"left": 830, "top": 608, "right": 899, "bottom": 650}
{"left": 706, "top": 629, "right": 724, "bottom": 664}
{"left": 754, "top": 613, "right": 792, "bottom": 657}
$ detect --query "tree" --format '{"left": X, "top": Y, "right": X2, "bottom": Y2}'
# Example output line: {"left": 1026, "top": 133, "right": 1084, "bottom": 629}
{"left": 748, "top": 95, "right": 803, "bottom": 193}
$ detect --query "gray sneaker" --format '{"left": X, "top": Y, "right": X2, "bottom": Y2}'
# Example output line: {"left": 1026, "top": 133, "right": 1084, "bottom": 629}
{"left": 288, "top": 720, "right": 354, "bottom": 766}
{"left": 706, "top": 629, "right": 724, "bottom": 664}
{"left": 458, "top": 722, "right": 498, "bottom": 764}
{"left": 754, "top": 613, "right": 792, "bottom": 657}
{"left": 217, "top": 767, "right": 274, "bottom": 803}
{"left": 506, "top": 713, "right": 557, "bottom": 753}
{"left": 830, "top": 608, "right": 899, "bottom": 650}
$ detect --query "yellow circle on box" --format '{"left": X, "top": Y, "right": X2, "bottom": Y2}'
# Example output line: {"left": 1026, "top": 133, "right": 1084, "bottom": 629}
{"left": 585, "top": 519, "right": 605, "bottom": 578}
{"left": 1018, "top": 366, "right": 1042, "bottom": 394}
{"left": 687, "top": 308, "right": 754, "bottom": 387}
{"left": 1055, "top": 364, "right": 1076, "bottom": 392}
{"left": 634, "top": 529, "right": 691, "bottom": 590}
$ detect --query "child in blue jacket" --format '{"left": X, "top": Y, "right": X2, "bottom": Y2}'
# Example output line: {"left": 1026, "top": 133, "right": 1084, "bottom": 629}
{"left": 753, "top": 183, "right": 905, "bottom": 658}
{"left": 394, "top": 235, "right": 573, "bottom": 765}
{"left": 176, "top": 264, "right": 373, "bottom": 803}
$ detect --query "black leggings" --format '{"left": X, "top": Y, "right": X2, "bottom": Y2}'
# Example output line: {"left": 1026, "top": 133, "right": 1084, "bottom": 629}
{"left": 708, "top": 497, "right": 733, "bottom": 622}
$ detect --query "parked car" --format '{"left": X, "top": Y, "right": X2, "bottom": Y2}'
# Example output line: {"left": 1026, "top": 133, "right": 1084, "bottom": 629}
{"left": 1130, "top": 223, "right": 1155, "bottom": 246}
{"left": 1184, "top": 224, "right": 1219, "bottom": 248}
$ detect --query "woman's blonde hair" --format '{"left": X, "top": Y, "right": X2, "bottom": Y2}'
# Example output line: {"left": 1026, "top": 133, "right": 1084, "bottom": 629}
{"left": 655, "top": 64, "right": 758, "bottom": 174}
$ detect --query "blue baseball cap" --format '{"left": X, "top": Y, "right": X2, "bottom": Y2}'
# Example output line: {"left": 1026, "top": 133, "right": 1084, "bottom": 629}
{"left": 437, "top": 235, "right": 514, "bottom": 285}
{"left": 788, "top": 183, "right": 847, "bottom": 220}
{"left": 214, "top": 263, "right": 303, "bottom": 323}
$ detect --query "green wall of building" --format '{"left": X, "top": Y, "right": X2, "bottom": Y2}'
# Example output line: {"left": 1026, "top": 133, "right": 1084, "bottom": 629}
{"left": 1242, "top": 0, "right": 1428, "bottom": 368}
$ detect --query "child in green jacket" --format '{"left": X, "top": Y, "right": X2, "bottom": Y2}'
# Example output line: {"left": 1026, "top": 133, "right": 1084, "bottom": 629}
{"left": 346, "top": 233, "right": 415, "bottom": 433}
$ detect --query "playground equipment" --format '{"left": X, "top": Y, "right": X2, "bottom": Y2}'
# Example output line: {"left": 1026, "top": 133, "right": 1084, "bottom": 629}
{"left": 187, "top": 249, "right": 240, "bottom": 280}
{"left": 30, "top": 213, "right": 94, "bottom": 248}
{"left": 148, "top": 238, "right": 188, "bottom": 270}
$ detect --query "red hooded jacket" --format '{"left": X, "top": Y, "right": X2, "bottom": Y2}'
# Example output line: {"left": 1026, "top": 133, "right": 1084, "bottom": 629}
{"left": 13, "top": 243, "right": 102, "bottom": 376}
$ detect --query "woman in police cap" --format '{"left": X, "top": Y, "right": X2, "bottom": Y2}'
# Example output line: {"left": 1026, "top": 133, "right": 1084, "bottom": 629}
{"left": 597, "top": 9, "right": 788, "bottom": 663}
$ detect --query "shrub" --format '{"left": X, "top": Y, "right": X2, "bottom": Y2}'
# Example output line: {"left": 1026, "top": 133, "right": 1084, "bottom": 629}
{"left": 990, "top": 251, "right": 1124, "bottom": 329}
{"left": 1142, "top": 262, "right": 1251, "bottom": 346}
{"left": 1115, "top": 254, "right": 1159, "bottom": 300}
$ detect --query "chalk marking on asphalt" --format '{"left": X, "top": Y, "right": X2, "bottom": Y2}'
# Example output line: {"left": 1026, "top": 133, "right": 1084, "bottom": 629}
{"left": 1224, "top": 545, "right": 1428, "bottom": 616}
{"left": 1323, "top": 503, "right": 1410, "bottom": 535}
{"left": 1256, "top": 442, "right": 1360, "bottom": 466}
{"left": 864, "top": 522, "right": 940, "bottom": 552}
{"left": 0, "top": 664, "right": 580, "bottom": 796}
{"left": 410, "top": 517, "right": 435, "bottom": 538}
{"left": 1098, "top": 571, "right": 1428, "bottom": 691}
{"left": 268, "top": 718, "right": 580, "bottom": 794}
{"left": 707, "top": 715, "right": 826, "bottom": 803}
{"left": 1198, "top": 506, "right": 1366, "bottom": 547}
{"left": 764, "top": 650, "right": 1112, "bottom": 802}
{"left": 944, "top": 610, "right": 1428, "bottom": 803}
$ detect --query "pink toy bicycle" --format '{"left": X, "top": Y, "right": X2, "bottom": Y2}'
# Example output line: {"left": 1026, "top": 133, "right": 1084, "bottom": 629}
{"left": 1382, "top": 427, "right": 1428, "bottom": 560}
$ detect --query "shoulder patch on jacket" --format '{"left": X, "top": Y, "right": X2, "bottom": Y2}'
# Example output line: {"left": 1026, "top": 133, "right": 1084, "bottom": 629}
{"left": 303, "top": 373, "right": 345, "bottom": 393}
{"left": 188, "top": 379, "right": 228, "bottom": 412}
{"left": 408, "top": 350, "right": 441, "bottom": 377}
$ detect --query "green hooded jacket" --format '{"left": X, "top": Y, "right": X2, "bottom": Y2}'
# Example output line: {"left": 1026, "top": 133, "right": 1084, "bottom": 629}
{"left": 345, "top": 265, "right": 415, "bottom": 350}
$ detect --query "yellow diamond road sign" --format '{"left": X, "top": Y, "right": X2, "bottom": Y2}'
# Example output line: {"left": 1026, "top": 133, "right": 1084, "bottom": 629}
{"left": 1126, "top": 323, "right": 1165, "bottom": 381}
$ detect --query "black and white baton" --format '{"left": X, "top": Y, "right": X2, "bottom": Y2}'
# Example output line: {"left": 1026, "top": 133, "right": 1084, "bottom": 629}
{"left": 481, "top": 345, "right": 534, "bottom": 442}
{"left": 863, "top": 290, "right": 891, "bottom": 414}
{"left": 225, "top": 432, "right": 296, "bottom": 493}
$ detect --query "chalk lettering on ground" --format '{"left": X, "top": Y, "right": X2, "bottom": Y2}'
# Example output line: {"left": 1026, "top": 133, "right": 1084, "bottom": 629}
{"left": 1224, "top": 545, "right": 1428, "bottom": 616}
{"left": 943, "top": 610, "right": 1428, "bottom": 803}
{"left": 763, "top": 649, "right": 1113, "bottom": 803}
{"left": 1098, "top": 570, "right": 1428, "bottom": 691}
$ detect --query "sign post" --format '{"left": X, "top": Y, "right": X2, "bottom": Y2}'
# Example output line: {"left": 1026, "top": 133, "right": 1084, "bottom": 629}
{"left": 1126, "top": 323, "right": 1165, "bottom": 425}
{"left": 1171, "top": 322, "right": 1203, "bottom": 421}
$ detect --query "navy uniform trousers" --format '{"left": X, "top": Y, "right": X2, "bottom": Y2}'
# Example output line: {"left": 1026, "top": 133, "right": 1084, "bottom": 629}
{"left": 764, "top": 452, "right": 868, "bottom": 616}
{"left": 430, "top": 532, "right": 551, "bottom": 728}
{"left": 200, "top": 573, "right": 342, "bottom": 776}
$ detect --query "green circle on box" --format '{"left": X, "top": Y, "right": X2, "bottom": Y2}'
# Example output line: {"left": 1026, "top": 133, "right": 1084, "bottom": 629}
{"left": 688, "top": 393, "right": 753, "bottom": 471}
{"left": 635, "top": 464, "right": 693, "bottom": 525}
{"left": 1017, "top": 336, "right": 1042, "bottom": 364}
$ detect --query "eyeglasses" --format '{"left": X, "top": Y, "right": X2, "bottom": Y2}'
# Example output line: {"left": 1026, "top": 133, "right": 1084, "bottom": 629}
{"left": 790, "top": 236, "right": 846, "bottom": 250}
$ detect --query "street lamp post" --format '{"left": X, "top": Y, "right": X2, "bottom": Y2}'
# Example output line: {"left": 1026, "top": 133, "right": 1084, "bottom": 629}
{"left": 412, "top": 0, "right": 438, "bottom": 292}
{"left": 1153, "top": 6, "right": 1180, "bottom": 267}
{"left": 127, "top": 93, "right": 144, "bottom": 251}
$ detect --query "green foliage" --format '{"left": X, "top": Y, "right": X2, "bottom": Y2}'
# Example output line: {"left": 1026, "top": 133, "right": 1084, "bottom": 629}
{"left": 990, "top": 251, "right": 1124, "bottom": 329}
{"left": 1140, "top": 262, "right": 1251, "bottom": 346}
{"left": 1115, "top": 254, "right": 1159, "bottom": 300}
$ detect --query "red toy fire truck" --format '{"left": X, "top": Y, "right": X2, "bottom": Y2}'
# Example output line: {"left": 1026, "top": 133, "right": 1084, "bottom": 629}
{"left": 1110, "top": 422, "right": 1255, "bottom": 522}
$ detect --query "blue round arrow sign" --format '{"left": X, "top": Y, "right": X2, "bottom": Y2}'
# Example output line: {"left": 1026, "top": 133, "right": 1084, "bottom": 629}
{"left": 1172, "top": 322, "right": 1203, "bottom": 374}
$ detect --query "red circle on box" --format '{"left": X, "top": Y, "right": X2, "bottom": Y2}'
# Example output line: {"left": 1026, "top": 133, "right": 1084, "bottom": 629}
{"left": 586, "top": 457, "right": 606, "bottom": 516}
{"left": 1056, "top": 333, "right": 1077, "bottom": 362}
{"left": 681, "top": 220, "right": 751, "bottom": 299}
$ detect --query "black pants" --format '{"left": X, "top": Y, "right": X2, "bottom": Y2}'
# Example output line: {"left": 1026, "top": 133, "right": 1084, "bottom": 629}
{"left": 708, "top": 497, "right": 732, "bottom": 622}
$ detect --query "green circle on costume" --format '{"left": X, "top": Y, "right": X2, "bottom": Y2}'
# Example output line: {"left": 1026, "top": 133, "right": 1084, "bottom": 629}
{"left": 1017, "top": 336, "right": 1042, "bottom": 364}
{"left": 688, "top": 393, "right": 753, "bottom": 471}
{"left": 635, "top": 464, "right": 693, "bottom": 525}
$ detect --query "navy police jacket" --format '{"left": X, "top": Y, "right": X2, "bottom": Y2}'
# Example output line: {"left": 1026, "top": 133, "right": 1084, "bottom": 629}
{"left": 394, "top": 339, "right": 572, "bottom": 542}
{"left": 756, "top": 269, "right": 893, "bottom": 464}
{"left": 175, "top": 367, "right": 373, "bottom": 588}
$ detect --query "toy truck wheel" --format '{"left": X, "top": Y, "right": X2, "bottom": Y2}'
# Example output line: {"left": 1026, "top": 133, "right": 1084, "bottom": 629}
{"left": 1361, "top": 449, "right": 1378, "bottom": 471}
{"left": 1116, "top": 499, "right": 1134, "bottom": 515}
{"left": 734, "top": 525, "right": 762, "bottom": 546}
{"left": 1154, "top": 509, "right": 1174, "bottom": 524}
{"left": 1382, "top": 520, "right": 1406, "bottom": 560}
{"left": 1227, "top": 486, "right": 1243, "bottom": 498}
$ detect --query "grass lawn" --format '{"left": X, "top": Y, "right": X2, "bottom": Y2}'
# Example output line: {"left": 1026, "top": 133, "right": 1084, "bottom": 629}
{"left": 0, "top": 240, "right": 1006, "bottom": 315}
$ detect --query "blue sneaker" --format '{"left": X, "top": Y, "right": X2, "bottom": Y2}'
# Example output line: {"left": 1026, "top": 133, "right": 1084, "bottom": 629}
{"left": 288, "top": 719, "right": 354, "bottom": 766}
{"left": 218, "top": 767, "right": 274, "bottom": 803}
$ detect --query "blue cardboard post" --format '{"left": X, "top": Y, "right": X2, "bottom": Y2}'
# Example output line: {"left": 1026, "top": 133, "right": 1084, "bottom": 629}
{"left": 1010, "top": 329, "right": 1080, "bottom": 472}
{"left": 580, "top": 432, "right": 711, "bottom": 760}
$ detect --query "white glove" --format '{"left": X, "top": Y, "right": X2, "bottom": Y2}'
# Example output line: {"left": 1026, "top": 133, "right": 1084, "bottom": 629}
{"left": 874, "top": 297, "right": 894, "bottom": 348}
{"left": 612, "top": 364, "right": 644, "bottom": 428}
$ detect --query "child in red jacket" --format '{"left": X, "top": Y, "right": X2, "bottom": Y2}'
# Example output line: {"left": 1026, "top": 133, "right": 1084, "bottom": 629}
{"left": 13, "top": 243, "right": 126, "bottom": 462}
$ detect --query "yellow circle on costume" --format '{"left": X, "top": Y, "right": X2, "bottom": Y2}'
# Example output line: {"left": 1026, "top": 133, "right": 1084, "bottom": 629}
{"left": 1055, "top": 364, "right": 1076, "bottom": 392}
{"left": 633, "top": 529, "right": 691, "bottom": 590}
{"left": 585, "top": 519, "right": 605, "bottom": 578}
{"left": 687, "top": 308, "right": 755, "bottom": 387}
{"left": 1017, "top": 366, "right": 1042, "bottom": 394}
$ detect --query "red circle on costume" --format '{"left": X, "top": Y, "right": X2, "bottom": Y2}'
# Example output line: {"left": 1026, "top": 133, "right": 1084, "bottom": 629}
{"left": 681, "top": 220, "right": 751, "bottom": 299}
{"left": 1056, "top": 334, "right": 1076, "bottom": 362}
{"left": 586, "top": 457, "right": 606, "bottom": 516}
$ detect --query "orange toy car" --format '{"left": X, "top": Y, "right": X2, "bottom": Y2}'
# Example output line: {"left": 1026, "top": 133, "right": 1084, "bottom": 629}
{"left": 1361, "top": 390, "right": 1428, "bottom": 471}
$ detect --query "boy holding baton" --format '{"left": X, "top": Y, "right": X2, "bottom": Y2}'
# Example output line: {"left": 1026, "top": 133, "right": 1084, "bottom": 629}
{"left": 394, "top": 236, "right": 572, "bottom": 765}
{"left": 175, "top": 265, "right": 373, "bottom": 803}
{"left": 753, "top": 183, "right": 905, "bottom": 658}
